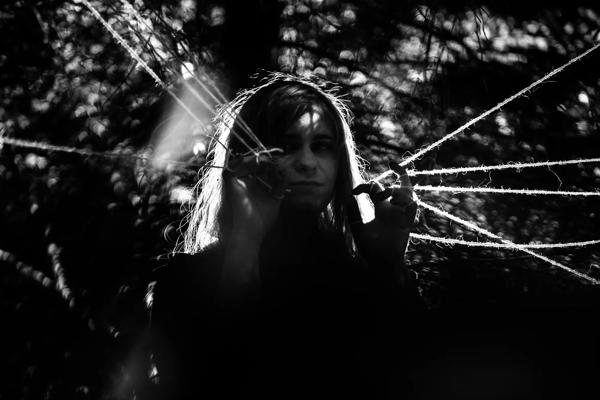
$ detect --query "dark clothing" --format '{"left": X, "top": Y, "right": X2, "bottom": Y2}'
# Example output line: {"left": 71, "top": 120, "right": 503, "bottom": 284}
{"left": 150, "top": 239, "right": 423, "bottom": 399}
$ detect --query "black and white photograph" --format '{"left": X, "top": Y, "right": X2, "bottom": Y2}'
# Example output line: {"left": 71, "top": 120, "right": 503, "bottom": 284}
{"left": 1, "top": 0, "right": 600, "bottom": 399}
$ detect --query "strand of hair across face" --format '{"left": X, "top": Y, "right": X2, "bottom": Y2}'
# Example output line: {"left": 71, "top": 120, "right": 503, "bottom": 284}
{"left": 410, "top": 233, "right": 600, "bottom": 249}
{"left": 407, "top": 157, "right": 600, "bottom": 176}
{"left": 413, "top": 185, "right": 600, "bottom": 196}
{"left": 415, "top": 198, "right": 600, "bottom": 284}
{"left": 377, "top": 41, "right": 600, "bottom": 171}
{"left": 119, "top": 0, "right": 266, "bottom": 152}
{"left": 75, "top": 0, "right": 253, "bottom": 155}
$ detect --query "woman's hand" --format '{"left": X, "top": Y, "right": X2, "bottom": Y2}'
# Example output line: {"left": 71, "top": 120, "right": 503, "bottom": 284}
{"left": 218, "top": 150, "right": 288, "bottom": 304}
{"left": 225, "top": 150, "right": 287, "bottom": 242}
{"left": 350, "top": 164, "right": 418, "bottom": 283}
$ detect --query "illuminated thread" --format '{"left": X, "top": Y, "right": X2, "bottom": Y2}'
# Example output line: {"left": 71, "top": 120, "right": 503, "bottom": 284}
{"left": 415, "top": 199, "right": 599, "bottom": 284}
{"left": 76, "top": 0, "right": 238, "bottom": 153}
{"left": 0, "top": 135, "right": 240, "bottom": 172}
{"left": 388, "top": 41, "right": 600, "bottom": 170}
{"left": 121, "top": 1, "right": 262, "bottom": 150}
{"left": 0, "top": 136, "right": 202, "bottom": 168}
{"left": 408, "top": 157, "right": 600, "bottom": 176}
{"left": 77, "top": 0, "right": 191, "bottom": 113}
{"left": 410, "top": 233, "right": 600, "bottom": 249}
{"left": 119, "top": 0, "right": 265, "bottom": 152}
{"left": 21, "top": 3, "right": 600, "bottom": 280}
{"left": 414, "top": 185, "right": 600, "bottom": 196}
{"left": 194, "top": 77, "right": 261, "bottom": 150}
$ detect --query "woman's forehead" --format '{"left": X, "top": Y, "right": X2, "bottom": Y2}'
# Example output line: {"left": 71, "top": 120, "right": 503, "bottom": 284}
{"left": 283, "top": 104, "right": 336, "bottom": 138}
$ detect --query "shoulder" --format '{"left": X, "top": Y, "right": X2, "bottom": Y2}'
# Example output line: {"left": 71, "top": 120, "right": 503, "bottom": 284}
{"left": 154, "top": 244, "right": 223, "bottom": 279}
{"left": 150, "top": 244, "right": 225, "bottom": 310}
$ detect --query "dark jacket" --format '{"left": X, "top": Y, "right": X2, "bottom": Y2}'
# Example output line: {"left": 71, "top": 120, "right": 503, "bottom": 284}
{"left": 150, "top": 238, "right": 423, "bottom": 399}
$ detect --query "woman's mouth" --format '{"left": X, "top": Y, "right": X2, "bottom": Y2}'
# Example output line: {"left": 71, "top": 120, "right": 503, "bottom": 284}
{"left": 289, "top": 181, "right": 323, "bottom": 190}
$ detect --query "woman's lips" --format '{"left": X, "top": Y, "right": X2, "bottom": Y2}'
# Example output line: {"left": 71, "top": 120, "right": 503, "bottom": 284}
{"left": 289, "top": 181, "right": 323, "bottom": 190}
{"left": 289, "top": 181, "right": 323, "bottom": 186}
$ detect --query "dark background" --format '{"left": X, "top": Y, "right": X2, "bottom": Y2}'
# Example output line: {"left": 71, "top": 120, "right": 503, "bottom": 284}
{"left": 1, "top": 0, "right": 600, "bottom": 398}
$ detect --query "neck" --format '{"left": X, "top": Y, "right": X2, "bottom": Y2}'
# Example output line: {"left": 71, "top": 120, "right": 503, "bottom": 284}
{"left": 267, "top": 207, "right": 320, "bottom": 254}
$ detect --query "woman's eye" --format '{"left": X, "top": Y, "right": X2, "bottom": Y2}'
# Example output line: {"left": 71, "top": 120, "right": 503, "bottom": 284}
{"left": 312, "top": 142, "right": 334, "bottom": 153}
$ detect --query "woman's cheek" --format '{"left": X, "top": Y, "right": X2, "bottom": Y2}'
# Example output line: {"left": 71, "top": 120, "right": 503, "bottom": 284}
{"left": 274, "top": 157, "right": 294, "bottom": 183}
{"left": 321, "top": 156, "right": 339, "bottom": 184}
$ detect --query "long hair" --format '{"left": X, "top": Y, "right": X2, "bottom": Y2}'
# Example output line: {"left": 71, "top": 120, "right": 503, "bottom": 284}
{"left": 180, "top": 73, "right": 373, "bottom": 254}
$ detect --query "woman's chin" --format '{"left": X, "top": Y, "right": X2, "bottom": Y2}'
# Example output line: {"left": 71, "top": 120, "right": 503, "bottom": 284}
{"left": 283, "top": 197, "right": 329, "bottom": 214}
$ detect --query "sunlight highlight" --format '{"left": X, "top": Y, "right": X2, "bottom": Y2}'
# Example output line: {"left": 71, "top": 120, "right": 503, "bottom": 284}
{"left": 152, "top": 84, "right": 211, "bottom": 168}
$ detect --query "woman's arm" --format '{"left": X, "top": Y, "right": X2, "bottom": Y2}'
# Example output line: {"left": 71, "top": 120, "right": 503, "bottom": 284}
{"left": 218, "top": 231, "right": 262, "bottom": 307}
{"left": 218, "top": 153, "right": 285, "bottom": 306}
{"left": 350, "top": 165, "right": 418, "bottom": 287}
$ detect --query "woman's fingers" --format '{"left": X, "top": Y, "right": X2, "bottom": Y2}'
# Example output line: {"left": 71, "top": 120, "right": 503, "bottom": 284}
{"left": 353, "top": 164, "right": 414, "bottom": 202}
{"left": 353, "top": 181, "right": 414, "bottom": 205}
{"left": 352, "top": 181, "right": 391, "bottom": 201}
{"left": 226, "top": 153, "right": 270, "bottom": 178}
{"left": 388, "top": 185, "right": 415, "bottom": 206}
{"left": 352, "top": 166, "right": 418, "bottom": 226}
{"left": 390, "top": 163, "right": 412, "bottom": 190}
{"left": 226, "top": 150, "right": 287, "bottom": 199}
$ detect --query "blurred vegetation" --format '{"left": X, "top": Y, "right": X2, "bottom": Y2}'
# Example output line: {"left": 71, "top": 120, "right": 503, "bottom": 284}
{"left": 1, "top": 0, "right": 600, "bottom": 398}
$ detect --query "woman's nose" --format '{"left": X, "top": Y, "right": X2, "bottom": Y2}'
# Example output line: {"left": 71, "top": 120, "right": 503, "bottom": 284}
{"left": 293, "top": 147, "right": 317, "bottom": 173}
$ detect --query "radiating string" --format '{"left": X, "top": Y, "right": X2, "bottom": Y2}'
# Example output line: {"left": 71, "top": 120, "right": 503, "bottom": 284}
{"left": 414, "top": 185, "right": 600, "bottom": 196}
{"left": 76, "top": 0, "right": 248, "bottom": 154}
{"left": 407, "top": 157, "right": 600, "bottom": 176}
{"left": 0, "top": 136, "right": 202, "bottom": 168}
{"left": 76, "top": 0, "right": 197, "bottom": 119}
{"left": 369, "top": 41, "right": 600, "bottom": 175}
{"left": 9, "top": 1, "right": 600, "bottom": 286}
{"left": 119, "top": 0, "right": 266, "bottom": 152}
{"left": 410, "top": 232, "right": 600, "bottom": 249}
{"left": 415, "top": 199, "right": 600, "bottom": 284}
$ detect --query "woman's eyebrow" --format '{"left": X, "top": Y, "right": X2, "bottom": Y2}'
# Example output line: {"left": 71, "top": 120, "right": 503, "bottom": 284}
{"left": 313, "top": 133, "right": 335, "bottom": 140}
{"left": 280, "top": 128, "right": 335, "bottom": 140}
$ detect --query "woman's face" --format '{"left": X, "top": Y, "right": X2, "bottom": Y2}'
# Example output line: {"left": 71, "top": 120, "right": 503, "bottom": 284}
{"left": 274, "top": 103, "right": 341, "bottom": 213}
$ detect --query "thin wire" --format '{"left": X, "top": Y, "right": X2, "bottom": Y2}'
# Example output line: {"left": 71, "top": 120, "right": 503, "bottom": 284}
{"left": 415, "top": 199, "right": 600, "bottom": 284}
{"left": 16, "top": 3, "right": 600, "bottom": 284}
{"left": 118, "top": 0, "right": 266, "bottom": 153}
{"left": 407, "top": 157, "right": 600, "bottom": 176}
{"left": 414, "top": 185, "right": 600, "bottom": 196}
{"left": 0, "top": 136, "right": 202, "bottom": 168}
{"left": 386, "top": 41, "right": 600, "bottom": 170}
{"left": 410, "top": 232, "right": 600, "bottom": 249}
{"left": 76, "top": 0, "right": 235, "bottom": 153}
{"left": 191, "top": 76, "right": 262, "bottom": 150}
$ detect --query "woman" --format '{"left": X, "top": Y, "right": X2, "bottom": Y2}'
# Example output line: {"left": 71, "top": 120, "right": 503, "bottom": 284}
{"left": 151, "top": 74, "right": 422, "bottom": 399}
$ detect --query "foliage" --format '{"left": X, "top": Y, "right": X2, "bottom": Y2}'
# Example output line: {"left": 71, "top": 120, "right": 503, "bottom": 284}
{"left": 1, "top": 0, "right": 600, "bottom": 398}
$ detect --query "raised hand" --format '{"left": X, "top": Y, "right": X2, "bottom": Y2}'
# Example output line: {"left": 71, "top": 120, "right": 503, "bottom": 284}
{"left": 217, "top": 149, "right": 289, "bottom": 302}
{"left": 350, "top": 164, "right": 418, "bottom": 275}
{"left": 224, "top": 148, "right": 288, "bottom": 241}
